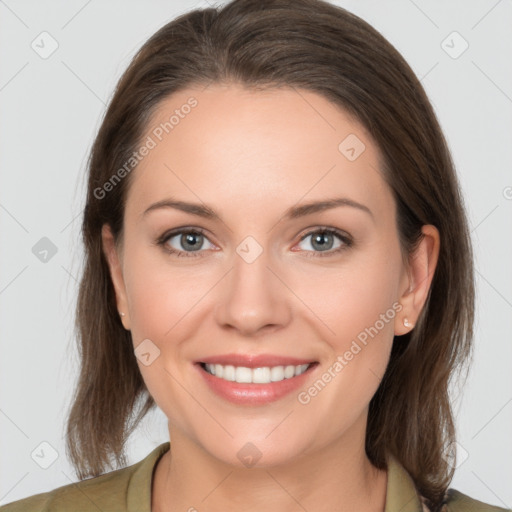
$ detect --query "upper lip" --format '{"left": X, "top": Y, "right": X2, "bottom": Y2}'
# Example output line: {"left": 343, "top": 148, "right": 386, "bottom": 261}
{"left": 197, "top": 353, "right": 317, "bottom": 368}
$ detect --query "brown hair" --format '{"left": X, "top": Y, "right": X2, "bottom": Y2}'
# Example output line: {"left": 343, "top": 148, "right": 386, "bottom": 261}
{"left": 66, "top": 1, "right": 474, "bottom": 510}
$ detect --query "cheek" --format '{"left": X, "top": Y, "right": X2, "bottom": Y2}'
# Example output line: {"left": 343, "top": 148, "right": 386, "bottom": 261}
{"left": 123, "top": 244, "right": 212, "bottom": 340}
{"left": 292, "top": 252, "right": 400, "bottom": 440}
{"left": 298, "top": 247, "right": 401, "bottom": 348}
{"left": 122, "top": 245, "right": 206, "bottom": 432}
{"left": 293, "top": 242, "right": 402, "bottom": 420}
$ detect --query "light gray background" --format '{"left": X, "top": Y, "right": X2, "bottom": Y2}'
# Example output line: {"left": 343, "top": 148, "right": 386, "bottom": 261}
{"left": 1, "top": 0, "right": 511, "bottom": 508}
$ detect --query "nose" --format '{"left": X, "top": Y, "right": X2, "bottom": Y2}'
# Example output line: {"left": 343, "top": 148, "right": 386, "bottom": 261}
{"left": 214, "top": 245, "right": 292, "bottom": 336}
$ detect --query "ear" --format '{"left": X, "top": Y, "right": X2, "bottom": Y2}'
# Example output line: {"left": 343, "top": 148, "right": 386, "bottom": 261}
{"left": 101, "top": 224, "right": 131, "bottom": 331}
{"left": 395, "top": 224, "right": 440, "bottom": 335}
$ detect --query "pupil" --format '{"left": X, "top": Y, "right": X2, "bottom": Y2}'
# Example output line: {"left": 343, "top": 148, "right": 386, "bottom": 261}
{"left": 183, "top": 233, "right": 202, "bottom": 251}
{"left": 313, "top": 232, "right": 333, "bottom": 251}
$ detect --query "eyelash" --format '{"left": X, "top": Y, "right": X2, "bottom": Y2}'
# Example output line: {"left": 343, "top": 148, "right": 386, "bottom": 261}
{"left": 155, "top": 227, "right": 353, "bottom": 259}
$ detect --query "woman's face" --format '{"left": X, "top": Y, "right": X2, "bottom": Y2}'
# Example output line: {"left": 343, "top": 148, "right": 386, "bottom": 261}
{"left": 103, "top": 83, "right": 427, "bottom": 467}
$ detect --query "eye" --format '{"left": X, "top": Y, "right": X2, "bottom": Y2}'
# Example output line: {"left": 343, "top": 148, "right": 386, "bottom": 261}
{"left": 156, "top": 228, "right": 215, "bottom": 258}
{"left": 156, "top": 227, "right": 353, "bottom": 259}
{"left": 296, "top": 228, "right": 353, "bottom": 257}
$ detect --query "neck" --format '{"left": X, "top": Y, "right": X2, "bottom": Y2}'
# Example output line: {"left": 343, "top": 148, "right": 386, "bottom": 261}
{"left": 152, "top": 416, "right": 388, "bottom": 512}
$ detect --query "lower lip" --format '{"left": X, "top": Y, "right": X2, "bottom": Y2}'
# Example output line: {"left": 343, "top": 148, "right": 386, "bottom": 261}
{"left": 195, "top": 362, "right": 318, "bottom": 405}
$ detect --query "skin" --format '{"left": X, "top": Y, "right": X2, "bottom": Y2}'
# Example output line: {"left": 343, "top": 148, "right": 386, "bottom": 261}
{"left": 102, "top": 83, "right": 440, "bottom": 512}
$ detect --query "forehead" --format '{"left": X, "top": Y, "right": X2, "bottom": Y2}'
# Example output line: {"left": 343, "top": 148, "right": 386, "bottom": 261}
{"left": 125, "top": 83, "right": 394, "bottom": 224}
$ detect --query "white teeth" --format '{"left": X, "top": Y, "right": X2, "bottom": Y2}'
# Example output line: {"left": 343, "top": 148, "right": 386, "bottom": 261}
{"left": 203, "top": 363, "right": 310, "bottom": 383}
{"left": 270, "top": 366, "right": 284, "bottom": 381}
{"left": 253, "top": 367, "right": 271, "bottom": 383}
{"left": 223, "top": 365, "right": 235, "bottom": 381}
{"left": 235, "top": 366, "right": 252, "bottom": 383}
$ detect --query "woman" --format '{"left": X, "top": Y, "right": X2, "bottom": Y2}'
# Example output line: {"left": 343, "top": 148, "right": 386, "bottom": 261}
{"left": 1, "top": 0, "right": 508, "bottom": 511}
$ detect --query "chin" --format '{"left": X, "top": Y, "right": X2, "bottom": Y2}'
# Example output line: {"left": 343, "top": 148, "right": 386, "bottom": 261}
{"left": 198, "top": 434, "right": 312, "bottom": 470}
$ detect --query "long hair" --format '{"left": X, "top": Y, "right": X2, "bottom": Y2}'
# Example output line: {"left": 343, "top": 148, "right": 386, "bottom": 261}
{"left": 65, "top": 1, "right": 475, "bottom": 509}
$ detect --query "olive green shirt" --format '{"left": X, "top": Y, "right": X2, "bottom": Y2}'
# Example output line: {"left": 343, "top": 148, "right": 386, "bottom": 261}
{"left": 0, "top": 442, "right": 509, "bottom": 511}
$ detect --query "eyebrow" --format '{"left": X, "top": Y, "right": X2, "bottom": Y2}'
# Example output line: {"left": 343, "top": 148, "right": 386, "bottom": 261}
{"left": 142, "top": 197, "right": 374, "bottom": 222}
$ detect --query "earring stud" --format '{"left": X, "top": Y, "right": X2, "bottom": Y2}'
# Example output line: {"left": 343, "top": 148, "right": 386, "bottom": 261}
{"left": 119, "top": 312, "right": 126, "bottom": 317}
{"left": 403, "top": 318, "right": 412, "bottom": 328}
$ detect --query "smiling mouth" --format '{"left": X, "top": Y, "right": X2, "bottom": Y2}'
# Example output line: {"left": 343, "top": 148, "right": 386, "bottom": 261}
{"left": 198, "top": 361, "right": 318, "bottom": 384}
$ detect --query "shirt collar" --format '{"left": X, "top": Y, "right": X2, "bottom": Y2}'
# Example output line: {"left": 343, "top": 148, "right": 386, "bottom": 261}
{"left": 384, "top": 453, "right": 426, "bottom": 512}
{"left": 127, "top": 442, "right": 425, "bottom": 512}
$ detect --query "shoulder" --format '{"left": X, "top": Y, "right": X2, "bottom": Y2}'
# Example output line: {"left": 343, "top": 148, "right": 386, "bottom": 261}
{"left": 0, "top": 465, "right": 134, "bottom": 512}
{"left": 442, "top": 488, "right": 511, "bottom": 512}
{"left": 0, "top": 442, "right": 170, "bottom": 512}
